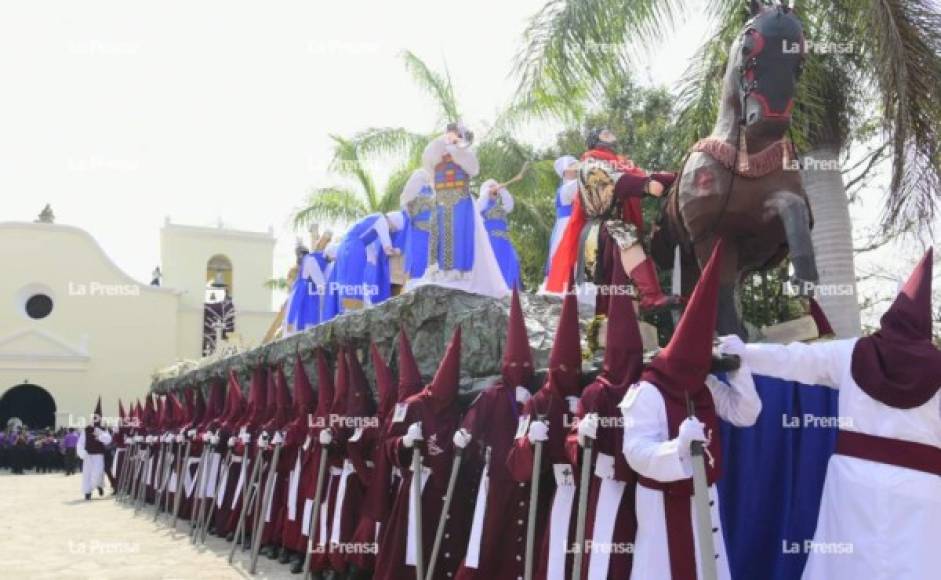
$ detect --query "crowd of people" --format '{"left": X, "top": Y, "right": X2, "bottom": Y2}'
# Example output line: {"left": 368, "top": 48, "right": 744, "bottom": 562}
{"left": 0, "top": 425, "right": 82, "bottom": 475}
{"left": 75, "top": 243, "right": 940, "bottom": 580}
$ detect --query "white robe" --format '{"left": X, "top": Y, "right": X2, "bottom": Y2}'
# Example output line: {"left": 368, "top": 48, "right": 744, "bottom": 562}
{"left": 743, "top": 338, "right": 941, "bottom": 580}
{"left": 620, "top": 373, "right": 762, "bottom": 580}
{"left": 77, "top": 430, "right": 112, "bottom": 496}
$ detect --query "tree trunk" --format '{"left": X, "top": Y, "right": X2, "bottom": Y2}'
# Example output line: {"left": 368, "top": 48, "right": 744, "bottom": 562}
{"left": 801, "top": 146, "right": 862, "bottom": 337}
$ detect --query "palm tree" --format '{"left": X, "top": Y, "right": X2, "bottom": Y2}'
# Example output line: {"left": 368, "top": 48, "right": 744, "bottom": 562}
{"left": 293, "top": 135, "right": 402, "bottom": 229}
{"left": 514, "top": 0, "right": 941, "bottom": 337}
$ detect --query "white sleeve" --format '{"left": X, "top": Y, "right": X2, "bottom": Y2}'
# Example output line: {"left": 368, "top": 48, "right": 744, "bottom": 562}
{"left": 742, "top": 339, "right": 855, "bottom": 389}
{"left": 97, "top": 431, "right": 113, "bottom": 446}
{"left": 401, "top": 170, "right": 430, "bottom": 208}
{"left": 421, "top": 137, "right": 449, "bottom": 174}
{"left": 444, "top": 143, "right": 480, "bottom": 176}
{"left": 620, "top": 382, "right": 691, "bottom": 482}
{"left": 475, "top": 192, "right": 489, "bottom": 213}
{"left": 77, "top": 431, "right": 88, "bottom": 460}
{"left": 559, "top": 180, "right": 578, "bottom": 204}
{"left": 499, "top": 188, "right": 514, "bottom": 213}
{"left": 706, "top": 370, "right": 761, "bottom": 427}
{"left": 368, "top": 216, "right": 392, "bottom": 250}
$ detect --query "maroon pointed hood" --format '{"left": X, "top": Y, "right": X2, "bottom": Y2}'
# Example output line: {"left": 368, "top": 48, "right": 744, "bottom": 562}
{"left": 118, "top": 399, "right": 126, "bottom": 425}
{"left": 419, "top": 326, "right": 462, "bottom": 414}
{"left": 143, "top": 396, "right": 156, "bottom": 430}
{"left": 371, "top": 343, "right": 397, "bottom": 421}
{"left": 263, "top": 365, "right": 292, "bottom": 430}
{"left": 642, "top": 240, "right": 723, "bottom": 401}
{"left": 222, "top": 370, "right": 246, "bottom": 429}
{"left": 346, "top": 349, "right": 376, "bottom": 418}
{"left": 204, "top": 379, "right": 225, "bottom": 427}
{"left": 602, "top": 260, "right": 644, "bottom": 388}
{"left": 183, "top": 388, "right": 196, "bottom": 426}
{"left": 852, "top": 248, "right": 941, "bottom": 408}
{"left": 809, "top": 297, "right": 835, "bottom": 338}
{"left": 192, "top": 388, "right": 206, "bottom": 428}
{"left": 314, "top": 349, "right": 335, "bottom": 420}
{"left": 292, "top": 354, "right": 316, "bottom": 417}
{"left": 332, "top": 348, "right": 350, "bottom": 417}
{"left": 397, "top": 328, "right": 424, "bottom": 401}
{"left": 262, "top": 367, "right": 278, "bottom": 424}
{"left": 502, "top": 287, "right": 534, "bottom": 388}
{"left": 92, "top": 396, "right": 102, "bottom": 428}
{"left": 243, "top": 366, "right": 268, "bottom": 428}
{"left": 545, "top": 282, "right": 582, "bottom": 397}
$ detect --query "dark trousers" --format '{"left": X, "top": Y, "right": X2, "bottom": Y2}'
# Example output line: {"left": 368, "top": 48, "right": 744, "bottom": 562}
{"left": 64, "top": 448, "right": 78, "bottom": 475}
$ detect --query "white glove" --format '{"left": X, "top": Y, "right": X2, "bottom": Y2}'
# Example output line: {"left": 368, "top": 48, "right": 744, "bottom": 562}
{"left": 515, "top": 386, "right": 532, "bottom": 404}
{"left": 402, "top": 422, "right": 423, "bottom": 448}
{"left": 677, "top": 417, "right": 707, "bottom": 453}
{"left": 134, "top": 435, "right": 143, "bottom": 443}
{"left": 96, "top": 431, "right": 112, "bottom": 445}
{"left": 565, "top": 396, "right": 580, "bottom": 415}
{"left": 200, "top": 432, "right": 210, "bottom": 443}
{"left": 227, "top": 436, "right": 237, "bottom": 447}
{"left": 577, "top": 413, "right": 599, "bottom": 446}
{"left": 257, "top": 432, "right": 270, "bottom": 449}
{"left": 452, "top": 428, "right": 472, "bottom": 449}
{"left": 210, "top": 434, "right": 220, "bottom": 445}
{"left": 187, "top": 429, "right": 196, "bottom": 438}
{"left": 717, "top": 334, "right": 746, "bottom": 358}
{"left": 527, "top": 420, "right": 549, "bottom": 444}
{"left": 238, "top": 431, "right": 251, "bottom": 445}
{"left": 272, "top": 431, "right": 284, "bottom": 445}
{"left": 144, "top": 435, "right": 153, "bottom": 444}
{"left": 318, "top": 429, "right": 333, "bottom": 446}
{"left": 174, "top": 434, "right": 184, "bottom": 444}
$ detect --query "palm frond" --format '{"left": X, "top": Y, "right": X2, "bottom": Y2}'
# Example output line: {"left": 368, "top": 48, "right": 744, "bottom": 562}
{"left": 293, "top": 187, "right": 368, "bottom": 229}
{"left": 328, "top": 135, "right": 379, "bottom": 210}
{"left": 858, "top": 0, "right": 941, "bottom": 232}
{"left": 513, "top": 0, "right": 683, "bottom": 111}
{"left": 349, "top": 127, "right": 430, "bottom": 161}
{"left": 401, "top": 50, "right": 460, "bottom": 123}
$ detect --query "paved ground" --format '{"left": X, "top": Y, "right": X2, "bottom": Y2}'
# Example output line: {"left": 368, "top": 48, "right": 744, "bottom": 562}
{"left": 0, "top": 472, "right": 297, "bottom": 580}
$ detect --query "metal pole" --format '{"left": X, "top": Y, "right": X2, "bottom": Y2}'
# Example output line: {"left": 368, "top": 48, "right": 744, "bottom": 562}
{"left": 251, "top": 441, "right": 282, "bottom": 573}
{"left": 302, "top": 446, "right": 330, "bottom": 580}
{"left": 524, "top": 415, "right": 546, "bottom": 580}
{"left": 425, "top": 448, "right": 462, "bottom": 580}
{"left": 171, "top": 438, "right": 193, "bottom": 528}
{"left": 411, "top": 448, "right": 425, "bottom": 580}
{"left": 571, "top": 437, "right": 594, "bottom": 580}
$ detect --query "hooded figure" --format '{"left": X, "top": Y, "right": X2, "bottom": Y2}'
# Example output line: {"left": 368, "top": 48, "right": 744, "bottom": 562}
{"left": 565, "top": 259, "right": 643, "bottom": 579}
{"left": 727, "top": 247, "right": 941, "bottom": 580}
{"left": 254, "top": 364, "right": 295, "bottom": 551}
{"left": 283, "top": 350, "right": 335, "bottom": 572}
{"left": 222, "top": 365, "right": 270, "bottom": 537}
{"left": 111, "top": 399, "right": 129, "bottom": 482}
{"left": 78, "top": 396, "right": 112, "bottom": 499}
{"left": 506, "top": 281, "right": 584, "bottom": 580}
{"left": 323, "top": 349, "right": 377, "bottom": 574}
{"left": 455, "top": 287, "right": 538, "bottom": 580}
{"left": 620, "top": 241, "right": 760, "bottom": 580}
{"left": 347, "top": 342, "right": 401, "bottom": 574}
{"left": 374, "top": 326, "right": 470, "bottom": 580}
{"left": 211, "top": 371, "right": 247, "bottom": 535}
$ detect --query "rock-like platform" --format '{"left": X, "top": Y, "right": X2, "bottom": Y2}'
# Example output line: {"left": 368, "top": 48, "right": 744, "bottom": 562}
{"left": 151, "top": 286, "right": 610, "bottom": 399}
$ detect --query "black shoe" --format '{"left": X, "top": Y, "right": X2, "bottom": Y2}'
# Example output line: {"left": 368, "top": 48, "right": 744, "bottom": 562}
{"left": 290, "top": 559, "right": 304, "bottom": 574}
{"left": 225, "top": 532, "right": 235, "bottom": 542}
{"left": 278, "top": 549, "right": 293, "bottom": 564}
{"left": 85, "top": 493, "right": 91, "bottom": 500}
{"left": 97, "top": 487, "right": 104, "bottom": 497}
{"left": 264, "top": 545, "right": 280, "bottom": 560}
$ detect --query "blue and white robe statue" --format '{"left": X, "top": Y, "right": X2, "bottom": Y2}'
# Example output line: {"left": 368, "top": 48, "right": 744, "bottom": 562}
{"left": 401, "top": 170, "right": 435, "bottom": 281}
{"left": 283, "top": 250, "right": 328, "bottom": 335}
{"left": 476, "top": 179, "right": 520, "bottom": 288}
{"left": 334, "top": 212, "right": 399, "bottom": 313}
{"left": 400, "top": 136, "right": 509, "bottom": 298}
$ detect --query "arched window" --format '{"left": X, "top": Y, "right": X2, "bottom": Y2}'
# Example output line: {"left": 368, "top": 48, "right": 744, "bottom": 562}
{"left": 206, "top": 254, "right": 233, "bottom": 300}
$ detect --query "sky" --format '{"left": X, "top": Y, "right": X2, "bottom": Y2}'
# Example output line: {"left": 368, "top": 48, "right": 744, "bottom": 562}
{"left": 0, "top": 1, "right": 927, "bottom": 322}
